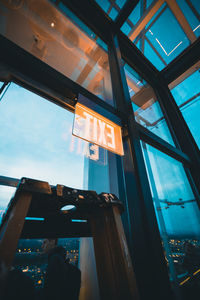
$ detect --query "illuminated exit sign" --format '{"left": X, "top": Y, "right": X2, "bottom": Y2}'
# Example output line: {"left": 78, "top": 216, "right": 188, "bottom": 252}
{"left": 73, "top": 103, "right": 124, "bottom": 156}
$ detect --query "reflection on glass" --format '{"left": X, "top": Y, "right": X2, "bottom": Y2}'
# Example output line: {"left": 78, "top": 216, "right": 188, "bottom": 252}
{"left": 95, "top": 0, "right": 127, "bottom": 20}
{"left": 124, "top": 63, "right": 175, "bottom": 146}
{"left": 0, "top": 0, "right": 113, "bottom": 104}
{"left": 0, "top": 185, "right": 16, "bottom": 221}
{"left": 141, "top": 142, "right": 200, "bottom": 296}
{"left": 0, "top": 82, "right": 111, "bottom": 213}
{"left": 121, "top": 0, "right": 199, "bottom": 70}
{"left": 14, "top": 238, "right": 80, "bottom": 289}
{"left": 170, "top": 65, "right": 200, "bottom": 149}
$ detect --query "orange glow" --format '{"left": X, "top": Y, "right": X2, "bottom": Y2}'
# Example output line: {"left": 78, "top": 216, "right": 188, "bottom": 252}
{"left": 179, "top": 277, "right": 190, "bottom": 286}
{"left": 73, "top": 103, "right": 124, "bottom": 156}
{"left": 193, "top": 269, "right": 200, "bottom": 276}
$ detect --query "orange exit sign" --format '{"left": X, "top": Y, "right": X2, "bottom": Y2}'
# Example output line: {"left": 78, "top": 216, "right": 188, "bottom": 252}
{"left": 73, "top": 103, "right": 124, "bottom": 156}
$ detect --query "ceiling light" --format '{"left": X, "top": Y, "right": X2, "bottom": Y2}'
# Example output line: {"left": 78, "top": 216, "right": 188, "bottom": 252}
{"left": 61, "top": 205, "right": 76, "bottom": 211}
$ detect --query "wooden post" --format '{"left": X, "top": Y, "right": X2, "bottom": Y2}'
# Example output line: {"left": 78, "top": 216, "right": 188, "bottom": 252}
{"left": 90, "top": 205, "right": 140, "bottom": 300}
{"left": 0, "top": 191, "right": 32, "bottom": 269}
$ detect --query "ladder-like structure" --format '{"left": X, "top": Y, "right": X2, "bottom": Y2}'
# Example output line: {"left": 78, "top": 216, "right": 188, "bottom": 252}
{"left": 0, "top": 178, "right": 139, "bottom": 300}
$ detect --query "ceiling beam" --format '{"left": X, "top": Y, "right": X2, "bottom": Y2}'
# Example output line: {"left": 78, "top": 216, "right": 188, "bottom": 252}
{"left": 128, "top": 0, "right": 165, "bottom": 41}
{"left": 161, "top": 37, "right": 200, "bottom": 84}
{"left": 166, "top": 0, "right": 196, "bottom": 43}
{"left": 186, "top": 0, "right": 200, "bottom": 22}
{"left": 168, "top": 61, "right": 200, "bottom": 89}
{"left": 118, "top": 32, "right": 159, "bottom": 87}
{"left": 115, "top": 0, "right": 139, "bottom": 29}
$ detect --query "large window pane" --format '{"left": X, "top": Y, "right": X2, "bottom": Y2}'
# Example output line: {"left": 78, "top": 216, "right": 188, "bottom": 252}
{"left": 124, "top": 63, "right": 175, "bottom": 146}
{"left": 170, "top": 66, "right": 200, "bottom": 149}
{"left": 0, "top": 0, "right": 113, "bottom": 105}
{"left": 0, "top": 82, "right": 112, "bottom": 212}
{"left": 121, "top": 0, "right": 199, "bottom": 70}
{"left": 141, "top": 142, "right": 200, "bottom": 296}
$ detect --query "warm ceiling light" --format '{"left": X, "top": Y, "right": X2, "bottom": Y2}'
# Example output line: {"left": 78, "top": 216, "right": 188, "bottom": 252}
{"left": 51, "top": 22, "right": 55, "bottom": 28}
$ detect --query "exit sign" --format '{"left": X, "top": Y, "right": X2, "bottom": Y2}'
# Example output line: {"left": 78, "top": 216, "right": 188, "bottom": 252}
{"left": 73, "top": 103, "right": 124, "bottom": 156}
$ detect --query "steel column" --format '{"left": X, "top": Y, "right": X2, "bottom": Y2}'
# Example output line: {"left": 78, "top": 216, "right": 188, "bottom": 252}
{"left": 154, "top": 80, "right": 200, "bottom": 198}
{"left": 108, "top": 33, "right": 173, "bottom": 300}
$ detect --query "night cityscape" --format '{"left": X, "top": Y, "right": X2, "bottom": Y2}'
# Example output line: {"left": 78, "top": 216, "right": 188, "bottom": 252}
{"left": 13, "top": 238, "right": 80, "bottom": 289}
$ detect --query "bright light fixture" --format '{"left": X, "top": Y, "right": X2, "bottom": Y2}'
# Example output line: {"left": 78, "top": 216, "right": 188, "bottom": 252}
{"left": 61, "top": 205, "right": 76, "bottom": 211}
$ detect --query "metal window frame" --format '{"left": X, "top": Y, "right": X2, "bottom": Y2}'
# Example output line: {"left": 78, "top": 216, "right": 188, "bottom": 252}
{"left": 0, "top": 1, "right": 200, "bottom": 299}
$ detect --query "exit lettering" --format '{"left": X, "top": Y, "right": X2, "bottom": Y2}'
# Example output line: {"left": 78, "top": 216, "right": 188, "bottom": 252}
{"left": 73, "top": 103, "right": 124, "bottom": 156}
{"left": 83, "top": 112, "right": 115, "bottom": 150}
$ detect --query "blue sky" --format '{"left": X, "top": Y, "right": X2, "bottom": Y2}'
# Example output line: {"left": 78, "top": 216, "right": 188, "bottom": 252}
{"left": 0, "top": 83, "right": 86, "bottom": 209}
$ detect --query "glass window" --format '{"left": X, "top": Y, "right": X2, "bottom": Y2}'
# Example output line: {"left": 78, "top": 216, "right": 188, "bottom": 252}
{"left": 95, "top": 0, "right": 127, "bottom": 20}
{"left": 0, "top": 82, "right": 112, "bottom": 212}
{"left": 190, "top": 0, "right": 200, "bottom": 15}
{"left": 0, "top": 0, "right": 113, "bottom": 105}
{"left": 116, "top": 0, "right": 127, "bottom": 9}
{"left": 121, "top": 0, "right": 198, "bottom": 70}
{"left": 110, "top": 7, "right": 119, "bottom": 20}
{"left": 124, "top": 63, "right": 175, "bottom": 146}
{"left": 0, "top": 185, "right": 16, "bottom": 221}
{"left": 128, "top": 2, "right": 141, "bottom": 25}
{"left": 169, "top": 66, "right": 200, "bottom": 149}
{"left": 144, "top": 38, "right": 167, "bottom": 71}
{"left": 145, "top": 7, "right": 190, "bottom": 65}
{"left": 141, "top": 142, "right": 200, "bottom": 295}
{"left": 176, "top": 0, "right": 200, "bottom": 38}
{"left": 14, "top": 238, "right": 80, "bottom": 290}
{"left": 121, "top": 0, "right": 156, "bottom": 36}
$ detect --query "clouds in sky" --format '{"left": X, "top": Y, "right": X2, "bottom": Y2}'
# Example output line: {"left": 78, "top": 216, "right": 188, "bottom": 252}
{"left": 0, "top": 83, "right": 87, "bottom": 209}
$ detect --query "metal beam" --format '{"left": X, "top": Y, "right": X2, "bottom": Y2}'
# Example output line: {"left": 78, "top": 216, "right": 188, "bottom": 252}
{"left": 118, "top": 32, "right": 159, "bottom": 87}
{"left": 129, "top": 0, "right": 165, "bottom": 41}
{"left": 136, "top": 123, "right": 191, "bottom": 165}
{"left": 168, "top": 61, "right": 200, "bottom": 89}
{"left": 145, "top": 37, "right": 168, "bottom": 67}
{"left": 186, "top": 0, "right": 200, "bottom": 21}
{"left": 166, "top": 0, "right": 196, "bottom": 43}
{"left": 108, "top": 33, "right": 173, "bottom": 300}
{"left": 115, "top": 0, "right": 139, "bottom": 29}
{"left": 131, "top": 86, "right": 155, "bottom": 107}
{"left": 61, "top": 0, "right": 112, "bottom": 43}
{"left": 161, "top": 37, "right": 200, "bottom": 84}
{"left": 154, "top": 80, "right": 200, "bottom": 195}
{"left": 0, "top": 34, "right": 120, "bottom": 119}
{"left": 0, "top": 176, "right": 19, "bottom": 188}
